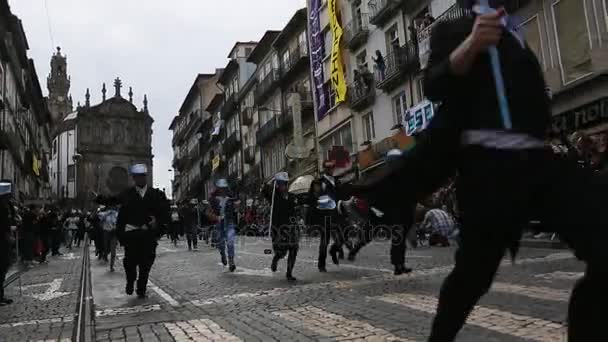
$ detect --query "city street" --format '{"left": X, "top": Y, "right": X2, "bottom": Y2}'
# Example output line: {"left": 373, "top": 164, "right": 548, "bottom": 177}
{"left": 1, "top": 237, "right": 580, "bottom": 341}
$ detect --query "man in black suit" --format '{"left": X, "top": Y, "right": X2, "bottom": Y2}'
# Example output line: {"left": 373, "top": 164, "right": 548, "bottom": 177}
{"left": 116, "top": 164, "right": 170, "bottom": 298}
{"left": 351, "top": 1, "right": 607, "bottom": 340}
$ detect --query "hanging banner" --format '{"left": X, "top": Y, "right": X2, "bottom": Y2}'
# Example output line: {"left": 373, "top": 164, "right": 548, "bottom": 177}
{"left": 308, "top": 0, "right": 328, "bottom": 120}
{"left": 329, "top": 0, "right": 347, "bottom": 103}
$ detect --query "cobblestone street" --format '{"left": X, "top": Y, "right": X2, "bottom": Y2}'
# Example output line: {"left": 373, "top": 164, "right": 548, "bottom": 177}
{"left": 2, "top": 237, "right": 580, "bottom": 341}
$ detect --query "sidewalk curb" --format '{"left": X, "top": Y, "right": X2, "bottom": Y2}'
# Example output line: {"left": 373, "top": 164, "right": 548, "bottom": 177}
{"left": 520, "top": 239, "right": 568, "bottom": 250}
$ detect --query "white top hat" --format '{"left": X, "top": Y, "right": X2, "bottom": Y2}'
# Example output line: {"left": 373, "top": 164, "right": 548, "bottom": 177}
{"left": 216, "top": 178, "right": 229, "bottom": 188}
{"left": 0, "top": 182, "right": 11, "bottom": 196}
{"left": 130, "top": 164, "right": 148, "bottom": 175}
{"left": 274, "top": 171, "right": 289, "bottom": 182}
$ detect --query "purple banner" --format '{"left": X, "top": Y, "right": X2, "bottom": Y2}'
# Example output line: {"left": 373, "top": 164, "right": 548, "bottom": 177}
{"left": 309, "top": 0, "right": 328, "bottom": 120}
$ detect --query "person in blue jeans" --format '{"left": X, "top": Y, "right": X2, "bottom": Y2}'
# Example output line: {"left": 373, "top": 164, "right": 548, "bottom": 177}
{"left": 207, "top": 179, "right": 238, "bottom": 272}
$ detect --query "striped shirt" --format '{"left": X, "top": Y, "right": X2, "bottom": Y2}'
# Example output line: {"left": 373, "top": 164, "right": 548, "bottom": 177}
{"left": 422, "top": 209, "right": 456, "bottom": 237}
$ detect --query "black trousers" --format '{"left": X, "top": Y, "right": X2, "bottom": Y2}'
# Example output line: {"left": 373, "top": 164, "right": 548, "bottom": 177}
{"left": 0, "top": 240, "right": 10, "bottom": 300}
{"left": 123, "top": 243, "right": 156, "bottom": 294}
{"left": 428, "top": 148, "right": 608, "bottom": 342}
{"left": 273, "top": 245, "right": 298, "bottom": 276}
{"left": 318, "top": 216, "right": 345, "bottom": 269}
{"left": 50, "top": 230, "right": 62, "bottom": 255}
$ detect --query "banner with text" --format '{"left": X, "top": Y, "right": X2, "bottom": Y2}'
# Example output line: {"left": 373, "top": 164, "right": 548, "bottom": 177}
{"left": 403, "top": 100, "right": 435, "bottom": 136}
{"left": 309, "top": 0, "right": 328, "bottom": 120}
{"left": 329, "top": 0, "right": 347, "bottom": 104}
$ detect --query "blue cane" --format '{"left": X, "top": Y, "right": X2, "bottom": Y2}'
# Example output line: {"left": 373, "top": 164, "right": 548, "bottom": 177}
{"left": 476, "top": 0, "right": 512, "bottom": 130}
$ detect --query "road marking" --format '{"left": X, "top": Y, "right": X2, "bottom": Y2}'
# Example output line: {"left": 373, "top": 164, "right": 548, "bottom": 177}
{"left": 0, "top": 315, "right": 74, "bottom": 328}
{"left": 22, "top": 278, "right": 72, "bottom": 301}
{"left": 95, "top": 304, "right": 161, "bottom": 317}
{"left": 491, "top": 282, "right": 570, "bottom": 302}
{"left": 534, "top": 271, "right": 583, "bottom": 280}
{"left": 373, "top": 293, "right": 564, "bottom": 342}
{"left": 273, "top": 306, "right": 413, "bottom": 341}
{"left": 149, "top": 281, "right": 180, "bottom": 306}
{"left": 59, "top": 252, "right": 80, "bottom": 260}
{"left": 164, "top": 319, "right": 242, "bottom": 341}
{"left": 190, "top": 252, "right": 575, "bottom": 308}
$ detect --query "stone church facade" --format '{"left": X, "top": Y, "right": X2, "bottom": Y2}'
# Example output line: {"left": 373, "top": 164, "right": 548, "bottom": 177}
{"left": 76, "top": 79, "right": 153, "bottom": 200}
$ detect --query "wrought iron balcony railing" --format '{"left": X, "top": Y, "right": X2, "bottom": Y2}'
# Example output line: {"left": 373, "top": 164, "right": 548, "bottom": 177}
{"left": 344, "top": 14, "right": 370, "bottom": 51}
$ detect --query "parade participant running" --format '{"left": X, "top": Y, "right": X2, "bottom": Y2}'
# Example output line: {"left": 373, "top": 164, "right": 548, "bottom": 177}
{"left": 169, "top": 205, "right": 182, "bottom": 246}
{"left": 0, "top": 181, "right": 15, "bottom": 306}
{"left": 116, "top": 164, "right": 169, "bottom": 298}
{"left": 350, "top": 1, "right": 608, "bottom": 340}
{"left": 262, "top": 172, "right": 299, "bottom": 282}
{"left": 182, "top": 199, "right": 199, "bottom": 251}
{"left": 99, "top": 200, "right": 119, "bottom": 271}
{"left": 207, "top": 179, "right": 238, "bottom": 272}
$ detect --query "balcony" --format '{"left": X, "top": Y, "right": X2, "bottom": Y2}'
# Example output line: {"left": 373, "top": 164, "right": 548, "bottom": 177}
{"left": 255, "top": 69, "right": 280, "bottom": 105}
{"left": 417, "top": 4, "right": 471, "bottom": 68}
{"left": 256, "top": 117, "right": 278, "bottom": 145}
{"left": 241, "top": 106, "right": 254, "bottom": 126}
{"left": 344, "top": 14, "right": 370, "bottom": 51}
{"left": 244, "top": 145, "right": 256, "bottom": 164}
{"left": 280, "top": 44, "right": 309, "bottom": 84}
{"left": 368, "top": 0, "right": 403, "bottom": 27}
{"left": 223, "top": 131, "right": 241, "bottom": 156}
{"left": 221, "top": 93, "right": 238, "bottom": 120}
{"left": 374, "top": 42, "right": 420, "bottom": 92}
{"left": 277, "top": 111, "right": 293, "bottom": 132}
{"left": 348, "top": 73, "right": 375, "bottom": 111}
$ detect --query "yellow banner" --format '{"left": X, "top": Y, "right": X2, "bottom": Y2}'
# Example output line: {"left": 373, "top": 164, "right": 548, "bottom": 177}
{"left": 33, "top": 156, "right": 41, "bottom": 177}
{"left": 212, "top": 155, "right": 220, "bottom": 171}
{"left": 329, "top": 0, "right": 347, "bottom": 103}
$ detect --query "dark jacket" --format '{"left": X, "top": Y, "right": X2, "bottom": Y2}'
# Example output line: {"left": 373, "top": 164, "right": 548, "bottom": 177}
{"left": 262, "top": 184, "right": 299, "bottom": 246}
{"left": 208, "top": 191, "right": 238, "bottom": 225}
{"left": 116, "top": 187, "right": 170, "bottom": 248}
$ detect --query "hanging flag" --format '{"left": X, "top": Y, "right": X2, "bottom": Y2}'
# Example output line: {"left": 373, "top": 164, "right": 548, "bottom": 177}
{"left": 329, "top": 0, "right": 347, "bottom": 103}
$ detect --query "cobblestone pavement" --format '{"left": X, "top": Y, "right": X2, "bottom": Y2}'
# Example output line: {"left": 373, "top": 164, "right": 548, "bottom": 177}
{"left": 0, "top": 247, "right": 84, "bottom": 342}
{"left": 89, "top": 237, "right": 578, "bottom": 342}
{"left": 2, "top": 237, "right": 581, "bottom": 341}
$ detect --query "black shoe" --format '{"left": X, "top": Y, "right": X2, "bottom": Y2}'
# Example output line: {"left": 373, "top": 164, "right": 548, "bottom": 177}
{"left": 347, "top": 252, "right": 356, "bottom": 262}
{"left": 0, "top": 298, "right": 13, "bottom": 306}
{"left": 394, "top": 265, "right": 413, "bottom": 276}
{"left": 136, "top": 291, "right": 147, "bottom": 299}
{"left": 318, "top": 266, "right": 327, "bottom": 273}
{"left": 126, "top": 283, "right": 134, "bottom": 295}
{"left": 338, "top": 251, "right": 345, "bottom": 260}
{"left": 286, "top": 274, "right": 297, "bottom": 282}
{"left": 221, "top": 255, "right": 228, "bottom": 266}
{"left": 271, "top": 257, "right": 279, "bottom": 272}
{"left": 229, "top": 263, "right": 236, "bottom": 272}
{"left": 330, "top": 251, "right": 339, "bottom": 265}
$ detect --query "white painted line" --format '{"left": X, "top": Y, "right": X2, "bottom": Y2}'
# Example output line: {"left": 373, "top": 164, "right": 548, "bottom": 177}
{"left": 491, "top": 282, "right": 570, "bottom": 302}
{"left": 0, "top": 315, "right": 74, "bottom": 328}
{"left": 534, "top": 271, "right": 583, "bottom": 280}
{"left": 149, "top": 282, "right": 180, "bottom": 306}
{"left": 95, "top": 304, "right": 161, "bottom": 317}
{"left": 22, "top": 278, "right": 72, "bottom": 301}
{"left": 274, "top": 306, "right": 414, "bottom": 341}
{"left": 374, "top": 293, "right": 565, "bottom": 342}
{"left": 164, "top": 319, "right": 242, "bottom": 341}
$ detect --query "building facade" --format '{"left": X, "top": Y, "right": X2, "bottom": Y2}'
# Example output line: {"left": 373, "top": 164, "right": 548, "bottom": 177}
{"left": 0, "top": 1, "right": 53, "bottom": 201}
{"left": 169, "top": 71, "right": 222, "bottom": 203}
{"left": 50, "top": 78, "right": 153, "bottom": 207}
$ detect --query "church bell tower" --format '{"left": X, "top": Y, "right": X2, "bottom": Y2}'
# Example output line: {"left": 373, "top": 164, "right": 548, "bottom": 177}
{"left": 47, "top": 47, "right": 73, "bottom": 123}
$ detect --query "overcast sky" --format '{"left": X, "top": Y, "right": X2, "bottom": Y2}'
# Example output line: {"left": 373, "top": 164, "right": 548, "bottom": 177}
{"left": 9, "top": 0, "right": 306, "bottom": 197}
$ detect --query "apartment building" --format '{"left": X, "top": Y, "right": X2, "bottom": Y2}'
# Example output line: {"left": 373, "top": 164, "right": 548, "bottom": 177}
{"left": 0, "top": 1, "right": 53, "bottom": 201}
{"left": 247, "top": 9, "right": 318, "bottom": 187}
{"left": 170, "top": 70, "right": 222, "bottom": 203}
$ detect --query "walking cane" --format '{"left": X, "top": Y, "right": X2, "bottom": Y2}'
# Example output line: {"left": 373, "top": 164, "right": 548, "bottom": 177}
{"left": 263, "top": 180, "right": 276, "bottom": 255}
{"left": 476, "top": 0, "right": 512, "bottom": 130}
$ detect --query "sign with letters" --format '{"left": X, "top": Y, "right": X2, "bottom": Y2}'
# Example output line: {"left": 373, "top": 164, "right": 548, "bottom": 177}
{"left": 551, "top": 97, "right": 608, "bottom": 136}
{"left": 403, "top": 100, "right": 435, "bottom": 136}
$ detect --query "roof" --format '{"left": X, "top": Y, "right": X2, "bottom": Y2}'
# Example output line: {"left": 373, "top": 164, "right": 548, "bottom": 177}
{"left": 63, "top": 111, "right": 78, "bottom": 122}
{"left": 179, "top": 73, "right": 215, "bottom": 114}
{"left": 205, "top": 93, "right": 224, "bottom": 113}
{"left": 217, "top": 60, "right": 240, "bottom": 86}
{"left": 227, "top": 41, "right": 257, "bottom": 59}
{"left": 273, "top": 8, "right": 307, "bottom": 48}
{"left": 247, "top": 30, "right": 281, "bottom": 64}
{"left": 168, "top": 116, "right": 179, "bottom": 130}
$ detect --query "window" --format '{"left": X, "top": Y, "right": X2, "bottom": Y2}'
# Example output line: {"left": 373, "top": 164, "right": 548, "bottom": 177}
{"left": 67, "top": 165, "right": 75, "bottom": 181}
{"left": 52, "top": 140, "right": 57, "bottom": 156}
{"left": 362, "top": 112, "right": 375, "bottom": 142}
{"left": 416, "top": 77, "right": 425, "bottom": 104}
{"left": 319, "top": 122, "right": 353, "bottom": 159}
{"left": 323, "top": 29, "right": 332, "bottom": 59}
{"left": 282, "top": 50, "right": 291, "bottom": 70}
{"left": 385, "top": 24, "right": 400, "bottom": 55}
{"left": 245, "top": 47, "right": 253, "bottom": 57}
{"left": 392, "top": 91, "right": 407, "bottom": 125}
{"left": 552, "top": 0, "right": 592, "bottom": 84}
{"left": 520, "top": 15, "right": 545, "bottom": 69}
{"left": 355, "top": 50, "right": 368, "bottom": 72}
{"left": 298, "top": 31, "right": 308, "bottom": 54}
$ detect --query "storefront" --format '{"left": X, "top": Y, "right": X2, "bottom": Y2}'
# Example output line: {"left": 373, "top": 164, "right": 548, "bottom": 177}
{"left": 357, "top": 129, "right": 416, "bottom": 179}
{"left": 551, "top": 96, "right": 608, "bottom": 138}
